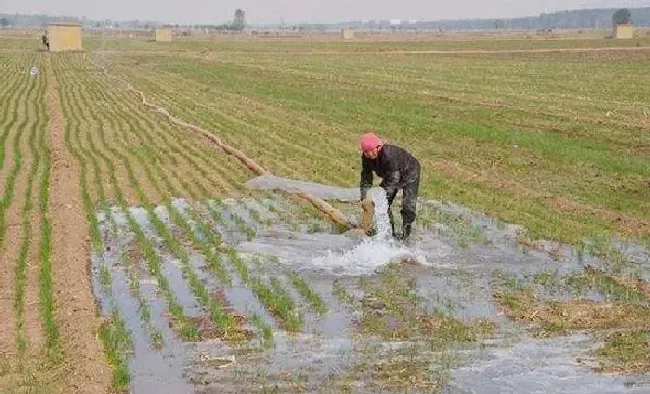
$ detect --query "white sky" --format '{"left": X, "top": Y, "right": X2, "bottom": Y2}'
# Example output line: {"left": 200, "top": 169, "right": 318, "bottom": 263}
{"left": 3, "top": 0, "right": 649, "bottom": 25}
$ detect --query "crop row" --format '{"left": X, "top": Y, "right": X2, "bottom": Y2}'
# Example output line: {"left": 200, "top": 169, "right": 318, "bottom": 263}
{"left": 54, "top": 55, "right": 264, "bottom": 341}
{"left": 0, "top": 54, "right": 62, "bottom": 364}
{"left": 90, "top": 56, "right": 332, "bottom": 332}
{"left": 77, "top": 62, "right": 248, "bottom": 339}
{"left": 52, "top": 54, "right": 346, "bottom": 391}
{"left": 53, "top": 55, "right": 136, "bottom": 391}
{"left": 111, "top": 62, "right": 353, "bottom": 185}
{"left": 38, "top": 58, "right": 59, "bottom": 358}
{"left": 14, "top": 54, "right": 44, "bottom": 356}
{"left": 0, "top": 53, "right": 61, "bottom": 391}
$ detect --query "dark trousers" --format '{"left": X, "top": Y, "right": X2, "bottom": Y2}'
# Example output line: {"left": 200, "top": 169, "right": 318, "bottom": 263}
{"left": 385, "top": 170, "right": 420, "bottom": 232}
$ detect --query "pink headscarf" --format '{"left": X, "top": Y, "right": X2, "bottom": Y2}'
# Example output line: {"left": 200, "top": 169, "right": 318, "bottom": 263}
{"left": 360, "top": 133, "right": 383, "bottom": 153}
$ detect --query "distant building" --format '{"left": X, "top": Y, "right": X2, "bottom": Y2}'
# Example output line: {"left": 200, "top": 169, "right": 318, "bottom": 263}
{"left": 155, "top": 27, "right": 172, "bottom": 42}
{"left": 342, "top": 28, "right": 354, "bottom": 39}
{"left": 47, "top": 22, "right": 83, "bottom": 52}
{"left": 613, "top": 23, "right": 634, "bottom": 39}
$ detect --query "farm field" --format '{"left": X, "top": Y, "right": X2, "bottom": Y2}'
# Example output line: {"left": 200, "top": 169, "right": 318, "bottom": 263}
{"left": 1, "top": 32, "right": 650, "bottom": 393}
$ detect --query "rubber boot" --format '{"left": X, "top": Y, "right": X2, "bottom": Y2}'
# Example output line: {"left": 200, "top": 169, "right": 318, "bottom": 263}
{"left": 388, "top": 209, "right": 397, "bottom": 238}
{"left": 402, "top": 223, "right": 412, "bottom": 239}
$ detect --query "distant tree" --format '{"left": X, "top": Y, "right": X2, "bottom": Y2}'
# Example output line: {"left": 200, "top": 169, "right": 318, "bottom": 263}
{"left": 95, "top": 21, "right": 101, "bottom": 28}
{"left": 612, "top": 8, "right": 632, "bottom": 26}
{"left": 493, "top": 19, "right": 504, "bottom": 29}
{"left": 0, "top": 17, "right": 9, "bottom": 29}
{"left": 233, "top": 9, "right": 246, "bottom": 31}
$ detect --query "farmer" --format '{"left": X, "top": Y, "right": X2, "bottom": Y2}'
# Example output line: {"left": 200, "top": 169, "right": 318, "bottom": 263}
{"left": 41, "top": 33, "right": 49, "bottom": 50}
{"left": 359, "top": 132, "right": 421, "bottom": 240}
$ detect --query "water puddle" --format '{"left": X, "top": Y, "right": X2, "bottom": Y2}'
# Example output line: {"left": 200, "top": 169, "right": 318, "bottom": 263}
{"left": 447, "top": 333, "right": 650, "bottom": 394}
{"left": 90, "top": 176, "right": 650, "bottom": 393}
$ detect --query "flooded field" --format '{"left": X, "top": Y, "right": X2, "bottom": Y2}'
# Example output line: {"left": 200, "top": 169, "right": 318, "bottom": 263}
{"left": 90, "top": 176, "right": 650, "bottom": 393}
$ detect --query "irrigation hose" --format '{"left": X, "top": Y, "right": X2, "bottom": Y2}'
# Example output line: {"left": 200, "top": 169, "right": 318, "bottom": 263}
{"left": 93, "top": 59, "right": 356, "bottom": 231}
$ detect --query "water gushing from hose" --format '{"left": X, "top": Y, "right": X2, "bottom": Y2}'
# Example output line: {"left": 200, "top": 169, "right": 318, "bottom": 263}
{"left": 310, "top": 188, "right": 426, "bottom": 276}
{"left": 372, "top": 187, "right": 392, "bottom": 240}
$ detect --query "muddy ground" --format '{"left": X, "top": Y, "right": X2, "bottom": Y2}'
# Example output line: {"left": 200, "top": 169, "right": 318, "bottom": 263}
{"left": 91, "top": 176, "right": 650, "bottom": 393}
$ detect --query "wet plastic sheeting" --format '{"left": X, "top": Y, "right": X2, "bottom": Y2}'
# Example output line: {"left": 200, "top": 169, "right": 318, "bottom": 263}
{"left": 245, "top": 175, "right": 361, "bottom": 202}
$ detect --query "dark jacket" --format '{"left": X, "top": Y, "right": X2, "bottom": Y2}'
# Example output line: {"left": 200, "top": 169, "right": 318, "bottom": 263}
{"left": 360, "top": 144, "right": 420, "bottom": 200}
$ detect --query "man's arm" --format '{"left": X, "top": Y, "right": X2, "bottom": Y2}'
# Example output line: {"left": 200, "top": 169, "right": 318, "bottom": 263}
{"left": 360, "top": 156, "right": 373, "bottom": 200}
{"left": 379, "top": 146, "right": 401, "bottom": 200}
{"left": 382, "top": 164, "right": 401, "bottom": 200}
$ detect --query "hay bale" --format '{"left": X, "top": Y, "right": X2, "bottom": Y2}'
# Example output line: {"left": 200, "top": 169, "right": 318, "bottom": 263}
{"left": 155, "top": 27, "right": 172, "bottom": 42}
{"left": 342, "top": 28, "right": 354, "bottom": 40}
{"left": 47, "top": 22, "right": 83, "bottom": 52}
{"left": 613, "top": 24, "right": 635, "bottom": 39}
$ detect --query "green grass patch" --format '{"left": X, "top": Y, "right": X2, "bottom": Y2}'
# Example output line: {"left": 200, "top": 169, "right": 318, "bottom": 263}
{"left": 596, "top": 330, "right": 650, "bottom": 374}
{"left": 98, "top": 308, "right": 133, "bottom": 393}
{"left": 38, "top": 63, "right": 60, "bottom": 358}
{"left": 332, "top": 279, "right": 358, "bottom": 308}
{"left": 494, "top": 269, "right": 650, "bottom": 338}
{"left": 290, "top": 272, "right": 329, "bottom": 316}
{"left": 357, "top": 263, "right": 493, "bottom": 343}
{"left": 251, "top": 313, "right": 274, "bottom": 348}
{"left": 120, "top": 247, "right": 165, "bottom": 349}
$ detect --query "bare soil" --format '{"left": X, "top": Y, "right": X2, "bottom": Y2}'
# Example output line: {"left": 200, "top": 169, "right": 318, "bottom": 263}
{"left": 46, "top": 56, "right": 111, "bottom": 394}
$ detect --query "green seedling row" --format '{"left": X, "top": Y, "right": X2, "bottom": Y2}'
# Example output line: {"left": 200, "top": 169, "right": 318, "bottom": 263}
{"left": 54, "top": 57, "right": 135, "bottom": 389}
{"left": 55, "top": 56, "right": 197, "bottom": 340}
{"left": 250, "top": 313, "right": 274, "bottom": 348}
{"left": 121, "top": 249, "right": 165, "bottom": 349}
{"left": 0, "top": 65, "right": 35, "bottom": 248}
{"left": 57, "top": 74, "right": 102, "bottom": 251}
{"left": 98, "top": 307, "right": 134, "bottom": 393}
{"left": 228, "top": 252, "right": 302, "bottom": 332}
{"left": 290, "top": 272, "right": 329, "bottom": 316}
{"left": 38, "top": 62, "right": 60, "bottom": 358}
{"left": 11, "top": 66, "right": 40, "bottom": 355}
{"left": 74, "top": 68, "right": 236, "bottom": 338}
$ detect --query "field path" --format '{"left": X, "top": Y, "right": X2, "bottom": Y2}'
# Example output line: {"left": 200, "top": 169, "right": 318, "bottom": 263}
{"left": 45, "top": 56, "right": 110, "bottom": 393}
{"left": 95, "top": 45, "right": 650, "bottom": 57}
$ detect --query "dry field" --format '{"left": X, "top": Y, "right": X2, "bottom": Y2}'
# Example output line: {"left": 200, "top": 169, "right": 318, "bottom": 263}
{"left": 1, "top": 32, "right": 650, "bottom": 393}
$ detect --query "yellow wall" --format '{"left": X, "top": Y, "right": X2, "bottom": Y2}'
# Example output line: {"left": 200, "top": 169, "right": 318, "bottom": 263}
{"left": 614, "top": 24, "right": 635, "bottom": 39}
{"left": 155, "top": 28, "right": 172, "bottom": 42}
{"left": 48, "top": 25, "right": 82, "bottom": 52}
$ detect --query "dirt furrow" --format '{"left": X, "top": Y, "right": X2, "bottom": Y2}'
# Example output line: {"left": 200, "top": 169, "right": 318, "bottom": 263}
{"left": 45, "top": 56, "right": 110, "bottom": 394}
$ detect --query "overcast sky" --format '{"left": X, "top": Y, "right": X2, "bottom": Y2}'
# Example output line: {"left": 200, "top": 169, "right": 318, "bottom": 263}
{"left": 3, "top": 0, "right": 648, "bottom": 25}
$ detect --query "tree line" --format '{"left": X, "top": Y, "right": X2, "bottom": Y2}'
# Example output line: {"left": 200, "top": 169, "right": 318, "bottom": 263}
{"left": 0, "top": 7, "right": 646, "bottom": 31}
